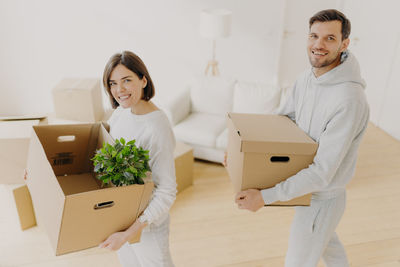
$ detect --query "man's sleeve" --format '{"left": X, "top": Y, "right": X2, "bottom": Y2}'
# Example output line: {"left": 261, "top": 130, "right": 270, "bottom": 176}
{"left": 261, "top": 99, "right": 369, "bottom": 204}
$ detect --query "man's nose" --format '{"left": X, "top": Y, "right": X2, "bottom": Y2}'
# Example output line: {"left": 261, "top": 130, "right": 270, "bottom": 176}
{"left": 314, "top": 38, "right": 325, "bottom": 49}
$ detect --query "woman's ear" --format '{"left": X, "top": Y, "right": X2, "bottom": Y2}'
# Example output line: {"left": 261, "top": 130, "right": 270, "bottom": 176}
{"left": 142, "top": 76, "right": 148, "bottom": 88}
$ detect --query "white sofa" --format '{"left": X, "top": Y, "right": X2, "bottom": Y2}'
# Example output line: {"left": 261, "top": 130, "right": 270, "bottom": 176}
{"left": 162, "top": 76, "right": 282, "bottom": 163}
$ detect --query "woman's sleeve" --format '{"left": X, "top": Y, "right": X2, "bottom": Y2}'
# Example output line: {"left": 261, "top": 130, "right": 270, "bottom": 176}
{"left": 138, "top": 121, "right": 177, "bottom": 225}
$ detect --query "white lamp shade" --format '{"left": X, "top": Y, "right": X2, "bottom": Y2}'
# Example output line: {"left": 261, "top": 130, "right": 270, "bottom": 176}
{"left": 200, "top": 8, "right": 232, "bottom": 39}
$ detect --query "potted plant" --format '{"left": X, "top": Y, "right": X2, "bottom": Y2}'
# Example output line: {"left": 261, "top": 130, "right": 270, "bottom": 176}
{"left": 92, "top": 138, "right": 151, "bottom": 187}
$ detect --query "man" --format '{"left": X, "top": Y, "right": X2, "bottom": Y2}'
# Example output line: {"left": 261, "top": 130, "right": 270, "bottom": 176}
{"left": 233, "top": 9, "right": 369, "bottom": 267}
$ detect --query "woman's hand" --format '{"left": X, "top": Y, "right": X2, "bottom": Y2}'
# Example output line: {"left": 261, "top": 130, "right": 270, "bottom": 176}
{"left": 99, "top": 219, "right": 147, "bottom": 251}
{"left": 99, "top": 231, "right": 129, "bottom": 251}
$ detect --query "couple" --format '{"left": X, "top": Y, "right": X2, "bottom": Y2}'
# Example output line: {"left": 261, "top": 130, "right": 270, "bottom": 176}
{"left": 99, "top": 9, "right": 369, "bottom": 267}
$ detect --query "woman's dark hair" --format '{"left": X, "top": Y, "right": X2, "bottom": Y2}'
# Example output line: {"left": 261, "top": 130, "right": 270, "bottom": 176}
{"left": 103, "top": 51, "right": 155, "bottom": 109}
{"left": 309, "top": 9, "right": 351, "bottom": 40}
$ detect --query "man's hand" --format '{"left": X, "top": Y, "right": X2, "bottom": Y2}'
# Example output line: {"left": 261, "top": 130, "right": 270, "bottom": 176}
{"left": 235, "top": 189, "right": 265, "bottom": 212}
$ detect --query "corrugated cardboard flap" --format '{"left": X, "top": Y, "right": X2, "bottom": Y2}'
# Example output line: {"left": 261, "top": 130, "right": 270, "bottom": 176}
{"left": 26, "top": 128, "right": 66, "bottom": 252}
{"left": 13, "top": 185, "right": 37, "bottom": 230}
{"left": 32, "top": 123, "right": 102, "bottom": 176}
{"left": 228, "top": 113, "right": 318, "bottom": 155}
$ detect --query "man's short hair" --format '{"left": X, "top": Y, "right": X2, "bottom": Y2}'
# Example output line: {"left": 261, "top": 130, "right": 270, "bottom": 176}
{"left": 309, "top": 9, "right": 351, "bottom": 40}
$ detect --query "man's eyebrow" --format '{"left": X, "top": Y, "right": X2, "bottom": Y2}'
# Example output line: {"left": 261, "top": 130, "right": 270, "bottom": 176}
{"left": 309, "top": 33, "right": 338, "bottom": 37}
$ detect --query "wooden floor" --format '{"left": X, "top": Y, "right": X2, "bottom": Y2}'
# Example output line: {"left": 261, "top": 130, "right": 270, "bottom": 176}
{"left": 1, "top": 123, "right": 400, "bottom": 267}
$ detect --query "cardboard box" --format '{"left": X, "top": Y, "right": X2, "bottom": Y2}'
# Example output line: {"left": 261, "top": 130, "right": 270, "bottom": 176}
{"left": 52, "top": 78, "right": 104, "bottom": 122}
{"left": 24, "top": 122, "right": 153, "bottom": 255}
{"left": 174, "top": 141, "right": 193, "bottom": 193}
{"left": 226, "top": 113, "right": 318, "bottom": 206}
{"left": 0, "top": 115, "right": 47, "bottom": 184}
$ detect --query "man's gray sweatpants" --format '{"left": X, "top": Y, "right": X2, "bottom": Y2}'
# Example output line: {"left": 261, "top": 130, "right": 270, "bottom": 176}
{"left": 285, "top": 190, "right": 349, "bottom": 267}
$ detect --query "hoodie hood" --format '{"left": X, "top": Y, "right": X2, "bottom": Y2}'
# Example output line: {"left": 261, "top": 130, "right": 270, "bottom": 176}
{"left": 310, "top": 50, "right": 366, "bottom": 89}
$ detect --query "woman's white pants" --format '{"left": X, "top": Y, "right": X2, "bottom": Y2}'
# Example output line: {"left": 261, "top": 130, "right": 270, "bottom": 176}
{"left": 285, "top": 190, "right": 349, "bottom": 267}
{"left": 117, "top": 216, "right": 174, "bottom": 267}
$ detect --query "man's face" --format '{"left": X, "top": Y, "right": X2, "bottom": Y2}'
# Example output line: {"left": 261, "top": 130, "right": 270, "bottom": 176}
{"left": 307, "top": 20, "right": 349, "bottom": 74}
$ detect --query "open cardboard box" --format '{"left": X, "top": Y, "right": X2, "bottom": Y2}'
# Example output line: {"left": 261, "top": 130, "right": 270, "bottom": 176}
{"left": 14, "top": 122, "right": 153, "bottom": 255}
{"left": 0, "top": 115, "right": 47, "bottom": 184}
{"left": 226, "top": 113, "right": 318, "bottom": 206}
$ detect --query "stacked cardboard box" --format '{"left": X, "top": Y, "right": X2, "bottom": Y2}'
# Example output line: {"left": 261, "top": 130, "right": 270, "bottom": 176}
{"left": 52, "top": 78, "right": 104, "bottom": 123}
{"left": 0, "top": 115, "right": 47, "bottom": 184}
{"left": 174, "top": 141, "right": 194, "bottom": 193}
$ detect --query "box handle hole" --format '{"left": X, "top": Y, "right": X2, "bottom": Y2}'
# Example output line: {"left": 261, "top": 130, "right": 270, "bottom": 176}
{"left": 270, "top": 156, "right": 290, "bottom": 163}
{"left": 57, "top": 135, "right": 76, "bottom": 142}
{"left": 94, "top": 201, "right": 115, "bottom": 210}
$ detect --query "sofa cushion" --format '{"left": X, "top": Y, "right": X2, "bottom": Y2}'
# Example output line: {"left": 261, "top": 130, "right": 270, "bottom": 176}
{"left": 190, "top": 76, "right": 235, "bottom": 116}
{"left": 191, "top": 144, "right": 225, "bottom": 163}
{"left": 232, "top": 81, "right": 281, "bottom": 114}
{"left": 216, "top": 128, "right": 228, "bottom": 150}
{"left": 173, "top": 112, "right": 226, "bottom": 148}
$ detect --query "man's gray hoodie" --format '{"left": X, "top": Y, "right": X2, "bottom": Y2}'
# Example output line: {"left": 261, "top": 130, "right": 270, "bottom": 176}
{"left": 262, "top": 51, "right": 370, "bottom": 203}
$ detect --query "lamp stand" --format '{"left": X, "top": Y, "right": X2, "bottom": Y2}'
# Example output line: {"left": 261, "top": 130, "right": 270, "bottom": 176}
{"left": 205, "top": 40, "right": 220, "bottom": 76}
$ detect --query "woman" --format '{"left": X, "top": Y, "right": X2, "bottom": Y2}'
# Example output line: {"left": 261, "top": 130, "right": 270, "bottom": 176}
{"left": 99, "top": 50, "right": 177, "bottom": 267}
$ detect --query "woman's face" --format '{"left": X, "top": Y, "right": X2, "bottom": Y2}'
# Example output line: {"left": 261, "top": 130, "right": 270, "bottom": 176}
{"left": 109, "top": 64, "right": 147, "bottom": 109}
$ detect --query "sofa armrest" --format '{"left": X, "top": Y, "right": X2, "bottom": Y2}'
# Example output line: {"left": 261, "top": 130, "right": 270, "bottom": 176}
{"left": 161, "top": 87, "right": 191, "bottom": 126}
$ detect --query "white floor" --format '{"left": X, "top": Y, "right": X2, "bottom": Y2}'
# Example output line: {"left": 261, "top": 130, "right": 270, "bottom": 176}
{"left": 0, "top": 184, "right": 121, "bottom": 267}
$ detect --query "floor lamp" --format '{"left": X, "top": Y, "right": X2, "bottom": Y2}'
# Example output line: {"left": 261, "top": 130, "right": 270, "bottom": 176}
{"left": 200, "top": 8, "right": 232, "bottom": 76}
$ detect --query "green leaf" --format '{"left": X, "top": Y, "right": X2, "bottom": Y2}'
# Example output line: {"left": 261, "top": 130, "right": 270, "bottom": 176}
{"left": 106, "top": 166, "right": 114, "bottom": 172}
{"left": 127, "top": 140, "right": 135, "bottom": 146}
{"left": 134, "top": 162, "right": 144, "bottom": 169}
{"left": 129, "top": 166, "right": 137, "bottom": 174}
{"left": 135, "top": 176, "right": 144, "bottom": 184}
{"left": 123, "top": 171, "right": 133, "bottom": 179}
{"left": 94, "top": 163, "right": 101, "bottom": 172}
{"left": 115, "top": 143, "right": 122, "bottom": 152}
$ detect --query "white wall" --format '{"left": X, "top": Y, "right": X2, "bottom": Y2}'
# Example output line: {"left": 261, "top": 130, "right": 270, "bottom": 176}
{"left": 277, "top": 0, "right": 344, "bottom": 88}
{"left": 343, "top": 0, "right": 400, "bottom": 127}
{"left": 0, "top": 0, "right": 285, "bottom": 116}
{"left": 2, "top": 0, "right": 400, "bottom": 140}
{"left": 377, "top": 32, "right": 400, "bottom": 140}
